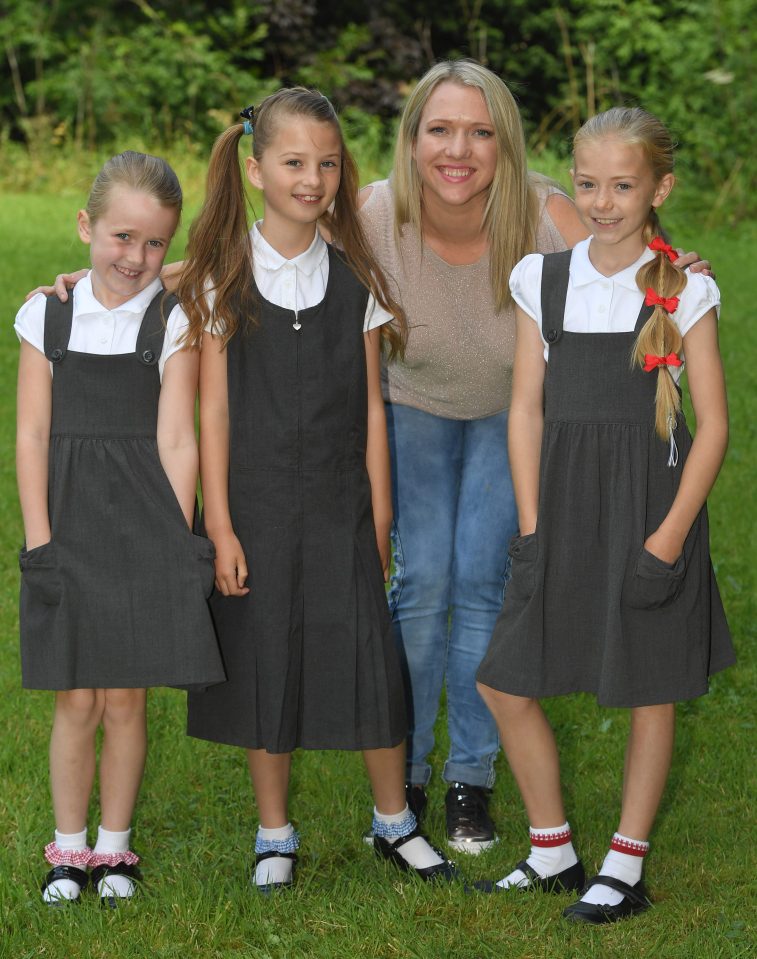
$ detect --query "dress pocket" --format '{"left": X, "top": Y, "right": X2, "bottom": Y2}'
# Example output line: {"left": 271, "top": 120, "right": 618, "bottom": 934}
{"left": 504, "top": 532, "right": 539, "bottom": 601}
{"left": 192, "top": 534, "right": 217, "bottom": 599}
{"left": 623, "top": 546, "right": 686, "bottom": 610}
{"left": 19, "top": 541, "right": 62, "bottom": 606}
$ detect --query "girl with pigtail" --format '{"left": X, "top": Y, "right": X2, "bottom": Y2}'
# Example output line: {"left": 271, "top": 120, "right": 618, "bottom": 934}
{"left": 179, "top": 87, "right": 455, "bottom": 891}
{"left": 474, "top": 107, "right": 734, "bottom": 923}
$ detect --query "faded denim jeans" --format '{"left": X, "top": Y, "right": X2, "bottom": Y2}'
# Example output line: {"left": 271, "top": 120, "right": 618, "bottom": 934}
{"left": 386, "top": 402, "right": 518, "bottom": 788}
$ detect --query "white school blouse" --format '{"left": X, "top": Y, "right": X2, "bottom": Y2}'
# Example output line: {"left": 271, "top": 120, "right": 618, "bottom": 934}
{"left": 244, "top": 224, "right": 391, "bottom": 329}
{"left": 15, "top": 274, "right": 188, "bottom": 382}
{"left": 510, "top": 237, "right": 721, "bottom": 383}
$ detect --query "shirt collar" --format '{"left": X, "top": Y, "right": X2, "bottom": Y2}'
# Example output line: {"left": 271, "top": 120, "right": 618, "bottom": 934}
{"left": 570, "top": 236, "right": 655, "bottom": 291}
{"left": 72, "top": 272, "right": 164, "bottom": 318}
{"left": 250, "top": 222, "right": 328, "bottom": 277}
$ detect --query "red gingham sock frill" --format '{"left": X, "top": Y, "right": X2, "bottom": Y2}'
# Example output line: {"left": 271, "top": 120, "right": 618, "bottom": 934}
{"left": 44, "top": 842, "right": 93, "bottom": 867}
{"left": 89, "top": 849, "right": 140, "bottom": 868}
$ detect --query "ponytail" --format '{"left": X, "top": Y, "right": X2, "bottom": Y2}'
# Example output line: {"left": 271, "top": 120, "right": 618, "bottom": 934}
{"left": 178, "top": 124, "right": 256, "bottom": 347}
{"left": 632, "top": 212, "right": 687, "bottom": 441}
{"left": 179, "top": 87, "right": 407, "bottom": 356}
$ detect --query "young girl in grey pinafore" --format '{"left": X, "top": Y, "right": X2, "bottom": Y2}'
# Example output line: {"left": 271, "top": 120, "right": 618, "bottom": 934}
{"left": 178, "top": 89, "right": 456, "bottom": 892}
{"left": 475, "top": 108, "right": 734, "bottom": 925}
{"left": 16, "top": 152, "right": 223, "bottom": 907}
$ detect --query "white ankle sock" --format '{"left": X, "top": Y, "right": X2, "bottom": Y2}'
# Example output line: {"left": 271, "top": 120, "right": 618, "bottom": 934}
{"left": 94, "top": 826, "right": 136, "bottom": 898}
{"left": 42, "top": 828, "right": 88, "bottom": 903}
{"left": 497, "top": 823, "right": 578, "bottom": 889}
{"left": 374, "top": 805, "right": 444, "bottom": 870}
{"left": 580, "top": 833, "right": 649, "bottom": 906}
{"left": 255, "top": 823, "right": 297, "bottom": 886}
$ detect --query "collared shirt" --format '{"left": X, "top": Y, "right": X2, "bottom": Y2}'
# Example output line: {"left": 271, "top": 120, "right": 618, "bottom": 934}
{"left": 510, "top": 237, "right": 720, "bottom": 380}
{"left": 15, "top": 274, "right": 188, "bottom": 381}
{"left": 250, "top": 223, "right": 391, "bottom": 331}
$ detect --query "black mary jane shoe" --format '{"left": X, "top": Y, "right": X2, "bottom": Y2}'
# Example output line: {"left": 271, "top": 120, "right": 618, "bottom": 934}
{"left": 90, "top": 861, "right": 142, "bottom": 909}
{"left": 374, "top": 828, "right": 456, "bottom": 883}
{"left": 470, "top": 858, "right": 585, "bottom": 895}
{"left": 41, "top": 864, "right": 89, "bottom": 906}
{"left": 562, "top": 874, "right": 651, "bottom": 924}
{"left": 252, "top": 850, "right": 298, "bottom": 895}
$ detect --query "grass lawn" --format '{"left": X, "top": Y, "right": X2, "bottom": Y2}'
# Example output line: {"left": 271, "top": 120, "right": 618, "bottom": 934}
{"left": 0, "top": 171, "right": 754, "bottom": 958}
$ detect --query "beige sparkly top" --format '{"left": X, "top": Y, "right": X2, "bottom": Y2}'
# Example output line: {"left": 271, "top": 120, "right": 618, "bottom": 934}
{"left": 360, "top": 178, "right": 568, "bottom": 419}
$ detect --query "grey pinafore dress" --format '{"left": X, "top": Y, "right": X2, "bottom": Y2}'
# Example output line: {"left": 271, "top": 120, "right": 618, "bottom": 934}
{"left": 187, "top": 248, "right": 407, "bottom": 753}
{"left": 477, "top": 250, "right": 734, "bottom": 706}
{"left": 18, "top": 292, "right": 225, "bottom": 691}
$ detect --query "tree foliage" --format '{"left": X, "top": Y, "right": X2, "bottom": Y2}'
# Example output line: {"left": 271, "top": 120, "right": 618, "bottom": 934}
{"left": 0, "top": 0, "right": 753, "bottom": 215}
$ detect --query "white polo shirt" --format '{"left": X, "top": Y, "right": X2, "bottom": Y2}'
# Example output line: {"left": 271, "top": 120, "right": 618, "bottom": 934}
{"left": 15, "top": 274, "right": 189, "bottom": 382}
{"left": 245, "top": 224, "right": 391, "bottom": 330}
{"left": 510, "top": 237, "right": 721, "bottom": 381}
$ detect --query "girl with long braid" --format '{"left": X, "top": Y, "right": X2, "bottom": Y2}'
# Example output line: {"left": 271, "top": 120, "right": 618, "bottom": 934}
{"left": 475, "top": 107, "right": 734, "bottom": 923}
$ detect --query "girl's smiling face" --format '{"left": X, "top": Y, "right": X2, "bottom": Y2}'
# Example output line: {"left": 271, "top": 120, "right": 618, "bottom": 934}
{"left": 412, "top": 81, "right": 498, "bottom": 214}
{"left": 246, "top": 118, "right": 342, "bottom": 246}
{"left": 77, "top": 186, "right": 178, "bottom": 310}
{"left": 571, "top": 137, "right": 674, "bottom": 264}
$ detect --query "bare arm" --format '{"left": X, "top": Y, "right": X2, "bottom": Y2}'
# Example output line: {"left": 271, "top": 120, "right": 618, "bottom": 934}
{"left": 545, "top": 193, "right": 590, "bottom": 248}
{"left": 544, "top": 192, "right": 712, "bottom": 274}
{"left": 508, "top": 307, "right": 547, "bottom": 535}
{"left": 160, "top": 260, "right": 185, "bottom": 293}
{"left": 25, "top": 257, "right": 186, "bottom": 302}
{"left": 364, "top": 328, "right": 392, "bottom": 579}
{"left": 644, "top": 309, "right": 728, "bottom": 563}
{"left": 199, "top": 332, "right": 249, "bottom": 596}
{"left": 156, "top": 347, "right": 200, "bottom": 528}
{"left": 25, "top": 269, "right": 88, "bottom": 303}
{"left": 16, "top": 342, "right": 53, "bottom": 548}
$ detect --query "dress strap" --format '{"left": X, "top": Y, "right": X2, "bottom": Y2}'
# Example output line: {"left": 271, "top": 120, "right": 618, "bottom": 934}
{"left": 135, "top": 290, "right": 176, "bottom": 366}
{"left": 633, "top": 300, "right": 654, "bottom": 333}
{"left": 43, "top": 295, "right": 74, "bottom": 364}
{"left": 540, "top": 250, "right": 572, "bottom": 346}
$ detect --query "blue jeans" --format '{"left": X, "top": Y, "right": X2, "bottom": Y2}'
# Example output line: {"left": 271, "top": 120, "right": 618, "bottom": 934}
{"left": 386, "top": 403, "right": 518, "bottom": 788}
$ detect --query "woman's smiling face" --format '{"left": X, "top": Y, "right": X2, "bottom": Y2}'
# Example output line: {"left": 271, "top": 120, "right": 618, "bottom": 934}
{"left": 413, "top": 81, "right": 498, "bottom": 214}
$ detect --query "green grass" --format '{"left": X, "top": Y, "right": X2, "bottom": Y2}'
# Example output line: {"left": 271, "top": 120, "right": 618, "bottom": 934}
{"left": 0, "top": 171, "right": 754, "bottom": 958}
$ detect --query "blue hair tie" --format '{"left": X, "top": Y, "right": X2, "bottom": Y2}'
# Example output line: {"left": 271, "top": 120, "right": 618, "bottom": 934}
{"left": 240, "top": 105, "right": 255, "bottom": 137}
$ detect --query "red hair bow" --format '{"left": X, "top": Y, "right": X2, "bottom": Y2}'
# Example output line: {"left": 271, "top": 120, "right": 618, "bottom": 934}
{"left": 643, "top": 352, "right": 683, "bottom": 372}
{"left": 649, "top": 237, "right": 678, "bottom": 262}
{"left": 645, "top": 288, "right": 679, "bottom": 313}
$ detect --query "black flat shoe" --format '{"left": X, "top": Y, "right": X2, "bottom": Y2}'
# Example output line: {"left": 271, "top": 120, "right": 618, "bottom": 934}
{"left": 90, "top": 861, "right": 142, "bottom": 909}
{"left": 41, "top": 864, "right": 89, "bottom": 906}
{"left": 374, "top": 828, "right": 456, "bottom": 882}
{"left": 470, "top": 858, "right": 585, "bottom": 894}
{"left": 562, "top": 874, "right": 651, "bottom": 924}
{"left": 252, "top": 850, "right": 297, "bottom": 895}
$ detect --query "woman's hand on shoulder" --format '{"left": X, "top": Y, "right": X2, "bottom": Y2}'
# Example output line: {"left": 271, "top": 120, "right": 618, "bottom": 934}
{"left": 210, "top": 529, "right": 250, "bottom": 596}
{"left": 674, "top": 250, "right": 713, "bottom": 277}
{"left": 25, "top": 269, "right": 88, "bottom": 302}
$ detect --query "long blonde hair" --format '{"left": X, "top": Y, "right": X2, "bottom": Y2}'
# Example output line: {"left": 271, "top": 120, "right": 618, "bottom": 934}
{"left": 392, "top": 59, "right": 542, "bottom": 313}
{"left": 179, "top": 87, "right": 406, "bottom": 357}
{"left": 575, "top": 107, "right": 685, "bottom": 440}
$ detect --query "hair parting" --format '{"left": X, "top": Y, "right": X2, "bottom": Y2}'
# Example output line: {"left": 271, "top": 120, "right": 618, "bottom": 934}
{"left": 179, "top": 87, "right": 406, "bottom": 357}
{"left": 574, "top": 107, "right": 686, "bottom": 440}
{"left": 86, "top": 150, "right": 183, "bottom": 226}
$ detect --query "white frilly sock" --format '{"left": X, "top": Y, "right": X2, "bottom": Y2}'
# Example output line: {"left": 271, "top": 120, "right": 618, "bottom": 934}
{"left": 93, "top": 826, "right": 136, "bottom": 898}
{"left": 42, "top": 828, "right": 88, "bottom": 903}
